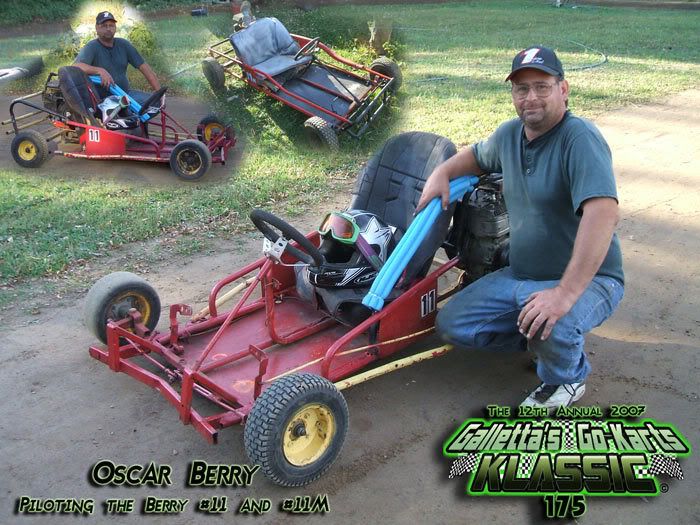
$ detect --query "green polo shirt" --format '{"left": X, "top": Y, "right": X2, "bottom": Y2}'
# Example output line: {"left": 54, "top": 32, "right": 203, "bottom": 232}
{"left": 75, "top": 38, "right": 144, "bottom": 97}
{"left": 472, "top": 111, "right": 624, "bottom": 284}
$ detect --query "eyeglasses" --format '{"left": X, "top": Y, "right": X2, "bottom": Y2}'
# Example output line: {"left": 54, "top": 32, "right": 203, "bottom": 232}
{"left": 511, "top": 82, "right": 559, "bottom": 99}
{"left": 318, "top": 211, "right": 360, "bottom": 244}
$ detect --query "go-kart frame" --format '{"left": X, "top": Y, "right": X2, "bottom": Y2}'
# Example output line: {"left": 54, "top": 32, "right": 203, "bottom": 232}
{"left": 4, "top": 70, "right": 236, "bottom": 181}
{"left": 203, "top": 17, "right": 401, "bottom": 150}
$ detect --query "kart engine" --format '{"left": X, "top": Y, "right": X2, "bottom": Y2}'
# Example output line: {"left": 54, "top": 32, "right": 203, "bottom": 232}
{"left": 42, "top": 73, "right": 64, "bottom": 115}
{"left": 444, "top": 173, "right": 510, "bottom": 283}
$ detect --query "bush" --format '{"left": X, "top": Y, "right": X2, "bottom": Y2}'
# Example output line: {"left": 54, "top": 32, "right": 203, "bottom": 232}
{"left": 127, "top": 22, "right": 158, "bottom": 58}
{"left": 52, "top": 32, "right": 84, "bottom": 62}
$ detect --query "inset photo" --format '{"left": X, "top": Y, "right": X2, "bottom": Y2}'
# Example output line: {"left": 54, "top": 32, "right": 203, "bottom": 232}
{"left": 1, "top": 1, "right": 240, "bottom": 185}
{"left": 202, "top": 1, "right": 402, "bottom": 151}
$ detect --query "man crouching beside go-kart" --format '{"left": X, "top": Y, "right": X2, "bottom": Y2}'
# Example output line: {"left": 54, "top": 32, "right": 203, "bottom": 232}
{"left": 417, "top": 46, "right": 624, "bottom": 413}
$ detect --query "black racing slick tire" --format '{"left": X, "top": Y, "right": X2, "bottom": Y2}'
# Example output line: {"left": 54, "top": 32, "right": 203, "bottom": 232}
{"left": 84, "top": 271, "right": 161, "bottom": 345}
{"left": 244, "top": 373, "right": 349, "bottom": 487}
{"left": 169, "top": 139, "right": 212, "bottom": 181}
{"left": 196, "top": 114, "right": 231, "bottom": 143}
{"left": 202, "top": 57, "right": 226, "bottom": 93}
{"left": 369, "top": 56, "right": 402, "bottom": 93}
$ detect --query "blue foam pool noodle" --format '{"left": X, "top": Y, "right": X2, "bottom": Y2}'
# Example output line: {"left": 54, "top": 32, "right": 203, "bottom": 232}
{"left": 362, "top": 175, "right": 479, "bottom": 311}
{"left": 88, "top": 76, "right": 151, "bottom": 122}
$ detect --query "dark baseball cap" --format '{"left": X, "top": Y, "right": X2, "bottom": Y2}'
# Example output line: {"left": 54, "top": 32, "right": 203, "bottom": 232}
{"left": 96, "top": 11, "right": 117, "bottom": 24}
{"left": 505, "top": 46, "right": 564, "bottom": 81}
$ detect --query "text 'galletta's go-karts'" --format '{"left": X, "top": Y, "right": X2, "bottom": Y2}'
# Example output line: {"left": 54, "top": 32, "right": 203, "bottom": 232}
{"left": 3, "top": 66, "right": 235, "bottom": 180}
{"left": 85, "top": 131, "right": 510, "bottom": 487}
{"left": 203, "top": 16, "right": 401, "bottom": 150}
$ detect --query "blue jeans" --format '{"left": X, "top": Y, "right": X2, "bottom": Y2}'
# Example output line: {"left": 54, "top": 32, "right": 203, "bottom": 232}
{"left": 127, "top": 89, "right": 151, "bottom": 106}
{"left": 435, "top": 267, "right": 624, "bottom": 385}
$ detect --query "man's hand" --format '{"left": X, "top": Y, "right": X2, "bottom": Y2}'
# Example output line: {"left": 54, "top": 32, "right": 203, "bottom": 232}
{"left": 416, "top": 169, "right": 450, "bottom": 213}
{"left": 415, "top": 146, "right": 484, "bottom": 214}
{"left": 517, "top": 286, "right": 578, "bottom": 341}
{"left": 97, "top": 67, "right": 114, "bottom": 87}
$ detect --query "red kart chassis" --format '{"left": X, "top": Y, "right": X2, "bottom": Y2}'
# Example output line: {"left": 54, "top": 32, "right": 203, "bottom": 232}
{"left": 207, "top": 34, "right": 395, "bottom": 138}
{"left": 5, "top": 92, "right": 235, "bottom": 173}
{"left": 89, "top": 233, "right": 460, "bottom": 444}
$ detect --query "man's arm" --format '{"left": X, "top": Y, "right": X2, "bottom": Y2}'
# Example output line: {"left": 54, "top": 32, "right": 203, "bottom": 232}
{"left": 138, "top": 63, "right": 161, "bottom": 91}
{"left": 416, "top": 146, "right": 485, "bottom": 212}
{"left": 73, "top": 62, "right": 114, "bottom": 87}
{"left": 517, "top": 196, "right": 620, "bottom": 340}
{"left": 73, "top": 43, "right": 114, "bottom": 87}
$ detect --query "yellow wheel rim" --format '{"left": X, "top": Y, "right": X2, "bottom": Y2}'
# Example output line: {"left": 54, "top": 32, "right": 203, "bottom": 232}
{"left": 18, "top": 140, "right": 37, "bottom": 161}
{"left": 108, "top": 291, "right": 152, "bottom": 327}
{"left": 203, "top": 123, "right": 224, "bottom": 141}
{"left": 283, "top": 403, "right": 336, "bottom": 467}
{"left": 176, "top": 148, "right": 203, "bottom": 176}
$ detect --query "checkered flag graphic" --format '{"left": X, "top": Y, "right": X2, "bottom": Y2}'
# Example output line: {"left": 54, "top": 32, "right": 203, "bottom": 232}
{"left": 448, "top": 454, "right": 479, "bottom": 478}
{"left": 635, "top": 462, "right": 651, "bottom": 478}
{"left": 518, "top": 454, "right": 534, "bottom": 476}
{"left": 649, "top": 455, "right": 684, "bottom": 480}
{"left": 552, "top": 419, "right": 576, "bottom": 451}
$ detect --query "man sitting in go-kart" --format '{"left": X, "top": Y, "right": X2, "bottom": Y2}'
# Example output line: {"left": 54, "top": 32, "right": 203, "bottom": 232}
{"left": 73, "top": 10, "right": 161, "bottom": 106}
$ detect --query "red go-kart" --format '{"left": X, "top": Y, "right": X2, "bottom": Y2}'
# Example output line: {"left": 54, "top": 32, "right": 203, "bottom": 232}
{"left": 203, "top": 16, "right": 401, "bottom": 150}
{"left": 84, "top": 132, "right": 510, "bottom": 486}
{"left": 4, "top": 67, "right": 235, "bottom": 180}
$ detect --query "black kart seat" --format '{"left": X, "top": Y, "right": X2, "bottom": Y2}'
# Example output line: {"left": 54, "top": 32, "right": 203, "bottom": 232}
{"left": 58, "top": 66, "right": 100, "bottom": 126}
{"left": 297, "top": 132, "right": 458, "bottom": 326}
{"left": 230, "top": 17, "right": 312, "bottom": 84}
{"left": 350, "top": 131, "right": 458, "bottom": 284}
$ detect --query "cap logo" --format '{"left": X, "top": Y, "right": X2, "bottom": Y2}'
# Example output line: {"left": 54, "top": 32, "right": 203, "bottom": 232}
{"left": 521, "top": 48, "right": 542, "bottom": 64}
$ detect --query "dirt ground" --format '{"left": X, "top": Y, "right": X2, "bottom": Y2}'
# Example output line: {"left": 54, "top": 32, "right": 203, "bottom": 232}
{"left": 1, "top": 89, "right": 699, "bottom": 524}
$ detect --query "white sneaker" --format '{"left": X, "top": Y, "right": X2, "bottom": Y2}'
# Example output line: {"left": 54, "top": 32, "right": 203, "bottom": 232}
{"left": 520, "top": 382, "right": 585, "bottom": 413}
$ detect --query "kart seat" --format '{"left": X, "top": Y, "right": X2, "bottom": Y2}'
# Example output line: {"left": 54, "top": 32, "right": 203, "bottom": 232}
{"left": 350, "top": 131, "right": 458, "bottom": 285}
{"left": 58, "top": 66, "right": 100, "bottom": 126}
{"left": 296, "top": 132, "right": 458, "bottom": 326}
{"left": 230, "top": 17, "right": 312, "bottom": 84}
{"left": 58, "top": 66, "right": 142, "bottom": 130}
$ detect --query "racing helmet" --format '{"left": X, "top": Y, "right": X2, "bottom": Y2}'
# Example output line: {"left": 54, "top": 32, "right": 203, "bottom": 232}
{"left": 97, "top": 95, "right": 139, "bottom": 130}
{"left": 307, "top": 209, "right": 397, "bottom": 289}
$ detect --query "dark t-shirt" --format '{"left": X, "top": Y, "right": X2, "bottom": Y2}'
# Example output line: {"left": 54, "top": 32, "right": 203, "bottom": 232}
{"left": 472, "top": 111, "right": 624, "bottom": 284}
{"left": 75, "top": 38, "right": 144, "bottom": 97}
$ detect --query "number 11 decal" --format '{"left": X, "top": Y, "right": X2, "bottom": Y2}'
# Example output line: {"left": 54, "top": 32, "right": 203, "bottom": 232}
{"left": 420, "top": 289, "right": 436, "bottom": 317}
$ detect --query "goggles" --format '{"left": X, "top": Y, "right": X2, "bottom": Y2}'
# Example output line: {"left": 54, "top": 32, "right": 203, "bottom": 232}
{"left": 318, "top": 211, "right": 384, "bottom": 271}
{"left": 318, "top": 211, "right": 360, "bottom": 244}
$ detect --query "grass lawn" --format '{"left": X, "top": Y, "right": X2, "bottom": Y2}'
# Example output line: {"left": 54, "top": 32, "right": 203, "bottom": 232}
{"left": 1, "top": 0, "right": 699, "bottom": 296}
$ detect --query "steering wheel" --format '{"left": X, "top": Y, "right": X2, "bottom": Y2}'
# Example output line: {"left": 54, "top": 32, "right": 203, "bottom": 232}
{"left": 250, "top": 209, "right": 324, "bottom": 266}
{"left": 138, "top": 86, "right": 168, "bottom": 116}
{"left": 294, "top": 37, "right": 320, "bottom": 62}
